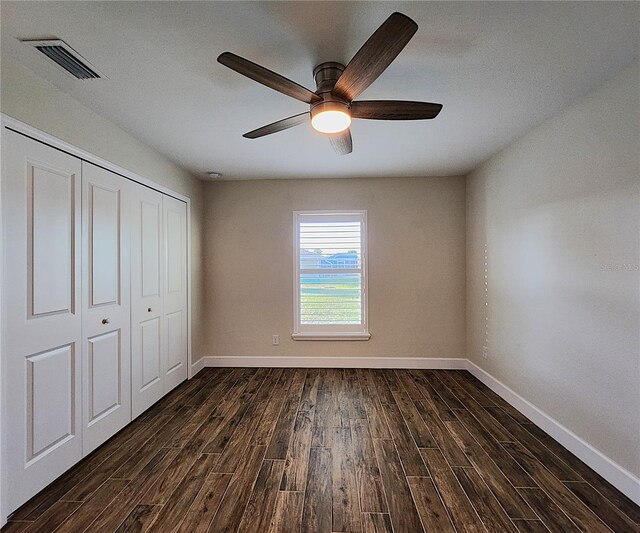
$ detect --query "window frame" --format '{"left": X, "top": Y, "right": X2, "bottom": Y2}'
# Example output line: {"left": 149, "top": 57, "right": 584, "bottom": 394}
{"left": 292, "top": 210, "right": 370, "bottom": 341}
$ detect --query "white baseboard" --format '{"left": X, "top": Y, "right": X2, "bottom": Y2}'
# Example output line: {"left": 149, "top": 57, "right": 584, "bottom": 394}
{"left": 466, "top": 360, "right": 640, "bottom": 506}
{"left": 188, "top": 354, "right": 639, "bottom": 505}
{"left": 190, "top": 357, "right": 205, "bottom": 377}
{"left": 194, "top": 355, "right": 468, "bottom": 369}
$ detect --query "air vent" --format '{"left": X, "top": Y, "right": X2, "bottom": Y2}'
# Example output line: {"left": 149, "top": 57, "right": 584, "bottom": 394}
{"left": 22, "top": 39, "right": 104, "bottom": 80}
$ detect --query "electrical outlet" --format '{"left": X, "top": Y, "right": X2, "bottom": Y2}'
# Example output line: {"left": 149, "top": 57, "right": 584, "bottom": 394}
{"left": 482, "top": 346, "right": 488, "bottom": 359}
{"left": 272, "top": 334, "right": 280, "bottom": 346}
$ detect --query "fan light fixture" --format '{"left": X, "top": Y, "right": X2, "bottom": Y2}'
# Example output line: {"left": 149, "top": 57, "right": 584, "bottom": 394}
{"left": 310, "top": 99, "right": 351, "bottom": 134}
{"left": 311, "top": 109, "right": 351, "bottom": 134}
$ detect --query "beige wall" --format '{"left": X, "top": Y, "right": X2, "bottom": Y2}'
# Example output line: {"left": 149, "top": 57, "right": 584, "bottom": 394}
{"left": 202, "top": 177, "right": 466, "bottom": 359}
{"left": 1, "top": 58, "right": 206, "bottom": 360}
{"left": 466, "top": 62, "right": 639, "bottom": 477}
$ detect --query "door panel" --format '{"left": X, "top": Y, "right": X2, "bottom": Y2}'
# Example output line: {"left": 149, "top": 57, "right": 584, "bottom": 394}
{"left": 130, "top": 184, "right": 164, "bottom": 417}
{"left": 2, "top": 130, "right": 82, "bottom": 514}
{"left": 140, "top": 318, "right": 161, "bottom": 388}
{"left": 141, "top": 201, "right": 161, "bottom": 297}
{"left": 29, "top": 163, "right": 75, "bottom": 317}
{"left": 166, "top": 310, "right": 184, "bottom": 372}
{"left": 163, "top": 195, "right": 188, "bottom": 392}
{"left": 27, "top": 344, "right": 75, "bottom": 461}
{"left": 81, "top": 162, "right": 131, "bottom": 454}
{"left": 89, "top": 185, "right": 120, "bottom": 307}
{"left": 166, "top": 209, "right": 183, "bottom": 294}
{"left": 87, "top": 331, "right": 122, "bottom": 423}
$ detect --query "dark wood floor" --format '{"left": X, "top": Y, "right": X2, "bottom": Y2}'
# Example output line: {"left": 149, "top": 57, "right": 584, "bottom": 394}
{"left": 3, "top": 368, "right": 639, "bottom": 533}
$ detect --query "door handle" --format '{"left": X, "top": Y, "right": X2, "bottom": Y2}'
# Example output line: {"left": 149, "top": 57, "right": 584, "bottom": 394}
{"left": 101, "top": 318, "right": 110, "bottom": 325}
{"left": 148, "top": 308, "right": 152, "bottom": 312}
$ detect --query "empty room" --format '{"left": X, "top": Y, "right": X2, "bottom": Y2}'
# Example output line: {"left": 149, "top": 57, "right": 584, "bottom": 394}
{"left": 0, "top": 1, "right": 638, "bottom": 531}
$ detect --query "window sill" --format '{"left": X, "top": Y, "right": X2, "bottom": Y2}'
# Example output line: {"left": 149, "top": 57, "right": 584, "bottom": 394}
{"left": 291, "top": 333, "right": 371, "bottom": 341}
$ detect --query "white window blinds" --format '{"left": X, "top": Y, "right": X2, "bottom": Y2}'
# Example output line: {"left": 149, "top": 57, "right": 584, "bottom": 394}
{"left": 293, "top": 211, "right": 369, "bottom": 340}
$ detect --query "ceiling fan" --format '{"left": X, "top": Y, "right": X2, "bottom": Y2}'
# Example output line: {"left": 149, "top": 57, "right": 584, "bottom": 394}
{"left": 217, "top": 12, "right": 442, "bottom": 155}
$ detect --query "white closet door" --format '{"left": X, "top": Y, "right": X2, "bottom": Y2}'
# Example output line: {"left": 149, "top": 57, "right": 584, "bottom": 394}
{"left": 81, "top": 162, "right": 131, "bottom": 455}
{"left": 2, "top": 130, "right": 82, "bottom": 514}
{"left": 163, "top": 195, "right": 188, "bottom": 392}
{"left": 130, "top": 184, "right": 165, "bottom": 418}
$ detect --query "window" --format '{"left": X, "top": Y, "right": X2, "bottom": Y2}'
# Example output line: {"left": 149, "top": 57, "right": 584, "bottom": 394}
{"left": 293, "top": 211, "right": 369, "bottom": 340}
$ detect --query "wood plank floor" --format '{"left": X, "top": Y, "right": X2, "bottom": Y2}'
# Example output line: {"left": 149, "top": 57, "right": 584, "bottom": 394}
{"left": 3, "top": 368, "right": 639, "bottom": 532}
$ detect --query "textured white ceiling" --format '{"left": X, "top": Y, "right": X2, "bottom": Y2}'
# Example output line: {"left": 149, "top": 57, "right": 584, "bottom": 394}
{"left": 2, "top": 1, "right": 638, "bottom": 180}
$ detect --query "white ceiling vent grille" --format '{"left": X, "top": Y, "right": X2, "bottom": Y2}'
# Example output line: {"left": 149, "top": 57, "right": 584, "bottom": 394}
{"left": 22, "top": 39, "right": 104, "bottom": 80}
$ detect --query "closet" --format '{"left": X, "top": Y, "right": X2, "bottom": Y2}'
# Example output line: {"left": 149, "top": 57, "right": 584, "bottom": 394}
{"left": 1, "top": 127, "right": 189, "bottom": 515}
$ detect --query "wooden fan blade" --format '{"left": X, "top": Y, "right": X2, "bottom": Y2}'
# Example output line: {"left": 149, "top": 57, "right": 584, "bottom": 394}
{"left": 218, "top": 52, "right": 321, "bottom": 104}
{"left": 351, "top": 100, "right": 442, "bottom": 120}
{"left": 332, "top": 13, "right": 418, "bottom": 101}
{"left": 243, "top": 112, "right": 310, "bottom": 139}
{"left": 328, "top": 129, "right": 353, "bottom": 155}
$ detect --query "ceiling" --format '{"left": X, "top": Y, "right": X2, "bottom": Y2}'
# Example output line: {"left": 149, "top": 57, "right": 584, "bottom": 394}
{"left": 2, "top": 1, "right": 638, "bottom": 180}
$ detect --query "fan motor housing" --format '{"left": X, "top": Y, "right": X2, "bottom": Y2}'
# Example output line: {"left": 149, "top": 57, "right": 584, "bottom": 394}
{"left": 313, "top": 61, "right": 345, "bottom": 92}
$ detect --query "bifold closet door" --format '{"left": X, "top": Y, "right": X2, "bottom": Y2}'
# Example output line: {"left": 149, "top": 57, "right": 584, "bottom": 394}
{"left": 81, "top": 162, "right": 131, "bottom": 455}
{"left": 163, "top": 195, "right": 188, "bottom": 392}
{"left": 130, "top": 184, "right": 165, "bottom": 418}
{"left": 2, "top": 130, "right": 83, "bottom": 514}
